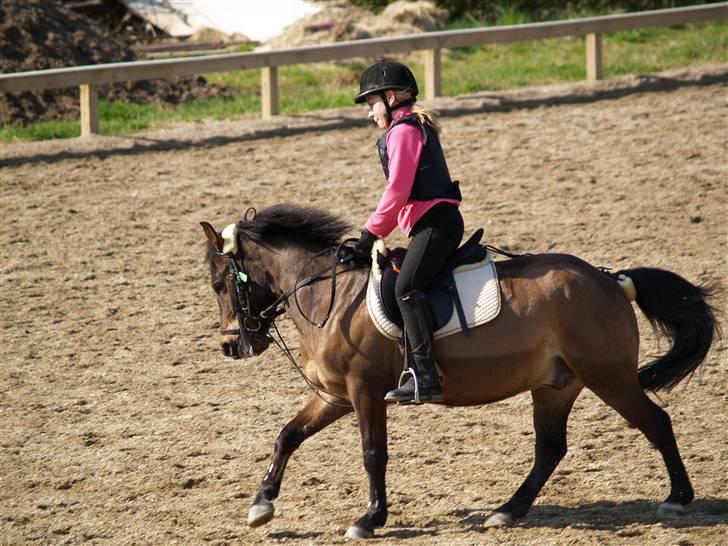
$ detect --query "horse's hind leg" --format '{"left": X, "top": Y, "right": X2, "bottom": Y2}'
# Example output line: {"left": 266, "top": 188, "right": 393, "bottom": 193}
{"left": 486, "top": 379, "right": 583, "bottom": 527}
{"left": 586, "top": 378, "right": 694, "bottom": 516}
{"left": 248, "top": 395, "right": 352, "bottom": 527}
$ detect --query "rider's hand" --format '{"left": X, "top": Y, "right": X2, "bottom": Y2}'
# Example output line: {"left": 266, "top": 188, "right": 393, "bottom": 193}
{"left": 352, "top": 228, "right": 377, "bottom": 266}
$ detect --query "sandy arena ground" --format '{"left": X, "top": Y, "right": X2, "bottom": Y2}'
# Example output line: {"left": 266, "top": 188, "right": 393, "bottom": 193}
{"left": 1, "top": 65, "right": 727, "bottom": 545}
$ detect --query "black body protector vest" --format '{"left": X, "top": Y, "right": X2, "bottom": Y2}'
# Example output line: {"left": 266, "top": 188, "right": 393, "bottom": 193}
{"left": 377, "top": 114, "right": 462, "bottom": 202}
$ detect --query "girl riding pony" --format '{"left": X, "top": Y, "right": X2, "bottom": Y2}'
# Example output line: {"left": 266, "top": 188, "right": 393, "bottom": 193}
{"left": 352, "top": 59, "right": 465, "bottom": 403}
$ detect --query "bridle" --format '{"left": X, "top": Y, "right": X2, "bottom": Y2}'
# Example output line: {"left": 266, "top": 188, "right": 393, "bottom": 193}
{"left": 215, "top": 244, "right": 273, "bottom": 357}
{"left": 210, "top": 224, "right": 359, "bottom": 407}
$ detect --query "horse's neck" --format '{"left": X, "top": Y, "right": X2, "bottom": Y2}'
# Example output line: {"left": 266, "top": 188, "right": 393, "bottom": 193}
{"left": 264, "top": 245, "right": 324, "bottom": 294}
{"left": 263, "top": 245, "right": 374, "bottom": 386}
{"left": 265, "top": 245, "right": 366, "bottom": 335}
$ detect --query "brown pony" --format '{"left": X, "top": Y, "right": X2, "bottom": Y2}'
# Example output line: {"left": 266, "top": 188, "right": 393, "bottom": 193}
{"left": 201, "top": 204, "right": 718, "bottom": 539}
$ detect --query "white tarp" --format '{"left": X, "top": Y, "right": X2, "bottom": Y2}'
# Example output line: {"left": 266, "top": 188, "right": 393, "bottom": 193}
{"left": 125, "top": 0, "right": 321, "bottom": 41}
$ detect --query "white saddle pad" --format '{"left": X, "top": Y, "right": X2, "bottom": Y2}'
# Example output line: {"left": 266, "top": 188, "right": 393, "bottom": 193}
{"left": 366, "top": 250, "right": 502, "bottom": 341}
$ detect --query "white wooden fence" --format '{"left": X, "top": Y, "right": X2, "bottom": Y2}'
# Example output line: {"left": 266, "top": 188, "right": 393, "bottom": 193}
{"left": 1, "top": 4, "right": 726, "bottom": 137}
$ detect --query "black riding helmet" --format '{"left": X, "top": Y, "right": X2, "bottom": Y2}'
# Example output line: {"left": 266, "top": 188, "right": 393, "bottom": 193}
{"left": 353, "top": 59, "right": 419, "bottom": 104}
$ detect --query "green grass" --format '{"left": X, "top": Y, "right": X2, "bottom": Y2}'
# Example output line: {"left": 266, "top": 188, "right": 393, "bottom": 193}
{"left": 1, "top": 119, "right": 81, "bottom": 140}
{"left": 440, "top": 19, "right": 727, "bottom": 93}
{"left": 2, "top": 17, "right": 725, "bottom": 142}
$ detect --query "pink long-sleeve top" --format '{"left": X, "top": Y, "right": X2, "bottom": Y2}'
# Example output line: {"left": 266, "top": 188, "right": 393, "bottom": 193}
{"left": 364, "top": 108, "right": 460, "bottom": 238}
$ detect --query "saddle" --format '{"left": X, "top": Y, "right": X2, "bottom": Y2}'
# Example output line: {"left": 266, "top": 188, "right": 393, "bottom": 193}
{"left": 375, "top": 229, "right": 489, "bottom": 335}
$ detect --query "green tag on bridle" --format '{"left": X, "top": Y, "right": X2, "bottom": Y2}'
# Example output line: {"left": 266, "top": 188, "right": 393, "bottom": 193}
{"left": 237, "top": 272, "right": 248, "bottom": 283}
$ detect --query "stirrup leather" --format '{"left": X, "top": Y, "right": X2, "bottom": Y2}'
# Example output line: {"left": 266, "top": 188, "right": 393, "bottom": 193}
{"left": 396, "top": 367, "right": 420, "bottom": 404}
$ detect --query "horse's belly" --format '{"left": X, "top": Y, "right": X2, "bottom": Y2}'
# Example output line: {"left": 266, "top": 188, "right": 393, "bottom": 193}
{"left": 434, "top": 320, "right": 558, "bottom": 405}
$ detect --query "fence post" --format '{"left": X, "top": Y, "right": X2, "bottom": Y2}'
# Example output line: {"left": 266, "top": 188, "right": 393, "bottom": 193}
{"left": 261, "top": 66, "right": 278, "bottom": 119}
{"left": 424, "top": 48, "right": 441, "bottom": 101}
{"left": 79, "top": 83, "right": 99, "bottom": 136}
{"left": 586, "top": 33, "right": 603, "bottom": 81}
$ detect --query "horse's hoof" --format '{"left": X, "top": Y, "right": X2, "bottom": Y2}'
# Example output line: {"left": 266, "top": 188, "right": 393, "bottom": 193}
{"left": 484, "top": 511, "right": 514, "bottom": 528}
{"left": 345, "top": 524, "right": 374, "bottom": 540}
{"left": 657, "top": 502, "right": 684, "bottom": 518}
{"left": 248, "top": 500, "right": 275, "bottom": 528}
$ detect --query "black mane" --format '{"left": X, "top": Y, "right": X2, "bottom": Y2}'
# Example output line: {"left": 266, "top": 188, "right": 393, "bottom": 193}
{"left": 238, "top": 204, "right": 352, "bottom": 249}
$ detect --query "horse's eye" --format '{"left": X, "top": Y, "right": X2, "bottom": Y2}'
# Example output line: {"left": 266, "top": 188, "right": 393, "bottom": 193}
{"left": 213, "top": 281, "right": 225, "bottom": 293}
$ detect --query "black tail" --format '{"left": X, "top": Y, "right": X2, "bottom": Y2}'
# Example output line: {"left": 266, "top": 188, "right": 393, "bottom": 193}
{"left": 617, "top": 267, "right": 720, "bottom": 392}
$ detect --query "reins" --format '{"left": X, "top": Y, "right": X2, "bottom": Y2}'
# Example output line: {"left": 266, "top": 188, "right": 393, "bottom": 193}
{"left": 259, "top": 238, "right": 358, "bottom": 327}
{"left": 215, "top": 237, "right": 359, "bottom": 408}
{"left": 268, "top": 322, "right": 353, "bottom": 408}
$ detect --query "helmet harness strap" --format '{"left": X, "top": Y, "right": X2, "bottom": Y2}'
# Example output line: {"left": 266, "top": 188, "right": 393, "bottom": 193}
{"left": 379, "top": 92, "right": 416, "bottom": 123}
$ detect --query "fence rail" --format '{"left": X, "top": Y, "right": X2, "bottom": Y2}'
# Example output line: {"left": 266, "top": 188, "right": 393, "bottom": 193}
{"left": 1, "top": 3, "right": 726, "bottom": 136}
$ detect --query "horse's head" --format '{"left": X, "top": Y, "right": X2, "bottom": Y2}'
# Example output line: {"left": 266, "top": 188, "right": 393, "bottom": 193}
{"left": 201, "top": 221, "right": 277, "bottom": 359}
{"left": 202, "top": 204, "right": 356, "bottom": 358}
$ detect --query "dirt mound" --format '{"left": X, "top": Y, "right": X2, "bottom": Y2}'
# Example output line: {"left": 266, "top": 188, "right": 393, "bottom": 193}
{"left": 265, "top": 0, "right": 447, "bottom": 49}
{"left": 0, "top": 0, "right": 229, "bottom": 125}
{"left": 56, "top": 0, "right": 162, "bottom": 45}
{"left": 189, "top": 26, "right": 249, "bottom": 44}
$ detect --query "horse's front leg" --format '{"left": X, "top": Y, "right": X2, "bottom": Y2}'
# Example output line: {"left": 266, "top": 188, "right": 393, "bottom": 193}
{"left": 345, "top": 389, "right": 388, "bottom": 539}
{"left": 248, "top": 395, "right": 352, "bottom": 527}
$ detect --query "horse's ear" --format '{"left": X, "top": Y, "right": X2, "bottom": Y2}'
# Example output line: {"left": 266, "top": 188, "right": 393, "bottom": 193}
{"left": 200, "top": 221, "right": 223, "bottom": 252}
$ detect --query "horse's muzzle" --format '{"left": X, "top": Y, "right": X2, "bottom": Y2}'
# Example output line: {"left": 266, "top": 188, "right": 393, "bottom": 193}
{"left": 221, "top": 336, "right": 245, "bottom": 359}
{"left": 220, "top": 334, "right": 269, "bottom": 359}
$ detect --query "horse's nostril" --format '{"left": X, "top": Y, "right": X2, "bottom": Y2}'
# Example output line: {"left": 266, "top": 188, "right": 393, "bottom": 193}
{"left": 222, "top": 342, "right": 231, "bottom": 356}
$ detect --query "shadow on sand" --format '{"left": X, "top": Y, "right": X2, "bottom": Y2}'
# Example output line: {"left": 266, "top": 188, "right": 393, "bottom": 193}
{"left": 260, "top": 499, "right": 727, "bottom": 541}
{"left": 449, "top": 497, "right": 728, "bottom": 532}
{"left": 1, "top": 70, "right": 725, "bottom": 169}
{"left": 267, "top": 530, "right": 324, "bottom": 540}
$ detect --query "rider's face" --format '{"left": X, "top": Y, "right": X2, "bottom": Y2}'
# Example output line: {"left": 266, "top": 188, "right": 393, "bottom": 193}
{"left": 366, "top": 92, "right": 393, "bottom": 130}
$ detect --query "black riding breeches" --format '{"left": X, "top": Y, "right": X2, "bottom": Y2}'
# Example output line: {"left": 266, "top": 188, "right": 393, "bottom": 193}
{"left": 394, "top": 202, "right": 464, "bottom": 300}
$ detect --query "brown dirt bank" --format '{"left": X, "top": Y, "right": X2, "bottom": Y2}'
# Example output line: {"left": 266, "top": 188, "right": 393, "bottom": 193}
{"left": 1, "top": 65, "right": 726, "bottom": 545}
{"left": 0, "top": 0, "right": 229, "bottom": 125}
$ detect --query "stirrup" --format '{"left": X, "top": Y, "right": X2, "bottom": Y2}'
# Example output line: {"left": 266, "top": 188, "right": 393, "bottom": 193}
{"left": 396, "top": 367, "right": 420, "bottom": 404}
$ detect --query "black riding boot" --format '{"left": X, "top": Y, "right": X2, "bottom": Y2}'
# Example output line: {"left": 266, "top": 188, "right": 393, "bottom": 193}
{"left": 385, "top": 289, "right": 443, "bottom": 403}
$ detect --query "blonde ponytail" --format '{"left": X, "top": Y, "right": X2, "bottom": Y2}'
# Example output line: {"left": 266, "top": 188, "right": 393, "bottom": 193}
{"left": 394, "top": 91, "right": 441, "bottom": 137}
